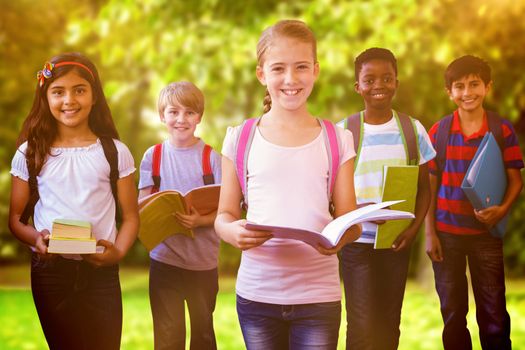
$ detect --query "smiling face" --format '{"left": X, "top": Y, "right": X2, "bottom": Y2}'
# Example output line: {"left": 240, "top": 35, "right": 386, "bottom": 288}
{"left": 46, "top": 70, "right": 95, "bottom": 133}
{"left": 355, "top": 59, "right": 398, "bottom": 111}
{"left": 447, "top": 74, "right": 491, "bottom": 113}
{"left": 161, "top": 102, "right": 201, "bottom": 147}
{"left": 256, "top": 37, "right": 319, "bottom": 114}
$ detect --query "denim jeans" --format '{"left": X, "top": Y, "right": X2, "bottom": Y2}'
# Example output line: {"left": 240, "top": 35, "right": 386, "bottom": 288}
{"left": 30, "top": 253, "right": 122, "bottom": 350}
{"left": 341, "top": 242, "right": 411, "bottom": 350}
{"left": 236, "top": 294, "right": 341, "bottom": 350}
{"left": 149, "top": 259, "right": 218, "bottom": 350}
{"left": 432, "top": 231, "right": 511, "bottom": 350}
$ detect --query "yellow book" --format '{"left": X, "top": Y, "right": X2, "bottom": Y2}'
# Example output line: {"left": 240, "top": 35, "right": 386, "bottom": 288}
{"left": 138, "top": 184, "right": 221, "bottom": 251}
{"left": 52, "top": 219, "right": 92, "bottom": 239}
{"left": 374, "top": 165, "right": 419, "bottom": 249}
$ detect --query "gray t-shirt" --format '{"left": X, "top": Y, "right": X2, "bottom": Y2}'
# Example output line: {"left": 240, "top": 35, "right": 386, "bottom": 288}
{"left": 139, "top": 139, "right": 221, "bottom": 270}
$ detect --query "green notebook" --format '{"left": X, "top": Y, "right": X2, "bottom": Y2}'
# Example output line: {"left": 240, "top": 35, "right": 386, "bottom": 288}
{"left": 374, "top": 165, "right": 419, "bottom": 249}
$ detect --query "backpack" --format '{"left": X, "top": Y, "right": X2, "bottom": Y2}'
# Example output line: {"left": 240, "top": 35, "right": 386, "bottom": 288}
{"left": 234, "top": 117, "right": 341, "bottom": 208}
{"left": 344, "top": 110, "right": 419, "bottom": 167}
{"left": 434, "top": 110, "right": 504, "bottom": 177}
{"left": 150, "top": 142, "right": 215, "bottom": 194}
{"left": 20, "top": 136, "right": 120, "bottom": 224}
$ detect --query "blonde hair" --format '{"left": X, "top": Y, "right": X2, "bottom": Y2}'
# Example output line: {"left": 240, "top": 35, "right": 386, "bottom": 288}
{"left": 157, "top": 81, "right": 205, "bottom": 116}
{"left": 256, "top": 20, "right": 317, "bottom": 113}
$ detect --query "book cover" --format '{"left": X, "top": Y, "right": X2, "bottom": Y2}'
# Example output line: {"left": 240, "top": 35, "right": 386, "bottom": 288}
{"left": 52, "top": 219, "right": 92, "bottom": 239}
{"left": 374, "top": 165, "right": 419, "bottom": 249}
{"left": 138, "top": 184, "right": 221, "bottom": 251}
{"left": 245, "top": 200, "right": 414, "bottom": 250}
{"left": 461, "top": 132, "right": 508, "bottom": 237}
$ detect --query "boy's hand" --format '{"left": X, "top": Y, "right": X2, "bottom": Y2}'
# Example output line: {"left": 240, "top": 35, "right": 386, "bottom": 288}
{"left": 82, "top": 239, "right": 122, "bottom": 267}
{"left": 474, "top": 205, "right": 505, "bottom": 228}
{"left": 317, "top": 224, "right": 362, "bottom": 256}
{"left": 392, "top": 226, "right": 418, "bottom": 251}
{"left": 425, "top": 234, "right": 443, "bottom": 262}
{"left": 174, "top": 207, "right": 203, "bottom": 229}
{"left": 35, "top": 229, "right": 50, "bottom": 255}
{"left": 228, "top": 219, "right": 273, "bottom": 250}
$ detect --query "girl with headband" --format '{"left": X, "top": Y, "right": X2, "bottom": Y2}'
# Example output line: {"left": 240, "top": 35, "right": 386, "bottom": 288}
{"left": 8, "top": 52, "right": 139, "bottom": 350}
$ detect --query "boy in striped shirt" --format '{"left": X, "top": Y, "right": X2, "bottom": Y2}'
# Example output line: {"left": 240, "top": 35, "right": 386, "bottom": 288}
{"left": 425, "top": 55, "right": 523, "bottom": 350}
{"left": 338, "top": 47, "right": 436, "bottom": 349}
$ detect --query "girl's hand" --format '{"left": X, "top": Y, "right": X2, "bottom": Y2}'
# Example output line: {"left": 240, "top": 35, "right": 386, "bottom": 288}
{"left": 174, "top": 207, "right": 203, "bottom": 229}
{"left": 228, "top": 219, "right": 273, "bottom": 250}
{"left": 474, "top": 205, "right": 505, "bottom": 228}
{"left": 82, "top": 239, "right": 122, "bottom": 267}
{"left": 426, "top": 233, "right": 443, "bottom": 262}
{"left": 316, "top": 224, "right": 362, "bottom": 256}
{"left": 35, "top": 229, "right": 50, "bottom": 255}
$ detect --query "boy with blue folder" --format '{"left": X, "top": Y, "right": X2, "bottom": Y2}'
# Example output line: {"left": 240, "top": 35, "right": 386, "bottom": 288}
{"left": 425, "top": 55, "right": 524, "bottom": 350}
{"left": 338, "top": 47, "right": 436, "bottom": 349}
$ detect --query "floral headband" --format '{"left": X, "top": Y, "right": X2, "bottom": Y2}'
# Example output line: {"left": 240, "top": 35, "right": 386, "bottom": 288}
{"left": 36, "top": 61, "right": 95, "bottom": 87}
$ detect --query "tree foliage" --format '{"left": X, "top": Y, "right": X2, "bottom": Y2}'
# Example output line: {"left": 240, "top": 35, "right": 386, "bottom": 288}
{"left": 1, "top": 0, "right": 525, "bottom": 273}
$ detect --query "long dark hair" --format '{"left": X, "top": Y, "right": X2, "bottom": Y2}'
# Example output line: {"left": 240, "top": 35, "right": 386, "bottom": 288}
{"left": 17, "top": 52, "right": 119, "bottom": 175}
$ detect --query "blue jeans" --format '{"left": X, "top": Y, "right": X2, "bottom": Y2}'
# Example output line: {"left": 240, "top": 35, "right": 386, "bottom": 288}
{"left": 341, "top": 242, "right": 411, "bottom": 350}
{"left": 30, "top": 253, "right": 122, "bottom": 350}
{"left": 432, "top": 231, "right": 511, "bottom": 350}
{"left": 236, "top": 294, "right": 341, "bottom": 350}
{"left": 149, "top": 259, "right": 218, "bottom": 350}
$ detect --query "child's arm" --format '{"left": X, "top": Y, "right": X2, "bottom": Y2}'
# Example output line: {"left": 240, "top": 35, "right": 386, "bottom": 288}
{"left": 8, "top": 176, "right": 49, "bottom": 254}
{"left": 214, "top": 156, "right": 272, "bottom": 250}
{"left": 317, "top": 158, "right": 361, "bottom": 255}
{"left": 392, "top": 163, "right": 431, "bottom": 251}
{"left": 424, "top": 173, "right": 443, "bottom": 262}
{"left": 474, "top": 168, "right": 523, "bottom": 227}
{"left": 83, "top": 174, "right": 139, "bottom": 266}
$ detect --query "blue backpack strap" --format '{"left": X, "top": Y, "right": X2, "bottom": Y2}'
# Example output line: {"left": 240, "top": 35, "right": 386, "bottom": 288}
{"left": 234, "top": 117, "right": 260, "bottom": 208}
{"left": 486, "top": 110, "right": 504, "bottom": 152}
{"left": 435, "top": 114, "right": 454, "bottom": 176}
{"left": 20, "top": 160, "right": 40, "bottom": 225}
{"left": 345, "top": 111, "right": 363, "bottom": 168}
{"left": 100, "top": 137, "right": 121, "bottom": 223}
{"left": 395, "top": 111, "right": 419, "bottom": 165}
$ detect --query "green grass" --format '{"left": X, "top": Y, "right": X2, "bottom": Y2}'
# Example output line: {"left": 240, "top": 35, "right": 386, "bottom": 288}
{"left": 1, "top": 265, "right": 524, "bottom": 349}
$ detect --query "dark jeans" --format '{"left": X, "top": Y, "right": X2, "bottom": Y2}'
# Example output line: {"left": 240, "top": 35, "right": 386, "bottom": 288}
{"left": 30, "top": 253, "right": 122, "bottom": 350}
{"left": 236, "top": 294, "right": 341, "bottom": 350}
{"left": 432, "top": 231, "right": 511, "bottom": 350}
{"left": 341, "top": 242, "right": 411, "bottom": 350}
{"left": 149, "top": 259, "right": 218, "bottom": 350}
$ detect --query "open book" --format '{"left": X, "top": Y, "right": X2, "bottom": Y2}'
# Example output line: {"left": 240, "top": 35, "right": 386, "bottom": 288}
{"left": 245, "top": 201, "right": 414, "bottom": 250}
{"left": 138, "top": 184, "right": 221, "bottom": 251}
{"left": 375, "top": 165, "right": 419, "bottom": 249}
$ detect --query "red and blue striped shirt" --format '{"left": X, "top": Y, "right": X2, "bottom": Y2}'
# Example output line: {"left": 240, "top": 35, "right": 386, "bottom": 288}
{"left": 428, "top": 110, "right": 524, "bottom": 235}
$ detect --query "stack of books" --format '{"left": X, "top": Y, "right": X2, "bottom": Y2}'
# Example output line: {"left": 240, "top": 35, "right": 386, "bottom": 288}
{"left": 47, "top": 219, "right": 96, "bottom": 254}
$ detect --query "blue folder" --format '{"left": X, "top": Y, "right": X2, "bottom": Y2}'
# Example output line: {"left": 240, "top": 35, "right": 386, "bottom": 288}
{"left": 461, "top": 132, "right": 508, "bottom": 238}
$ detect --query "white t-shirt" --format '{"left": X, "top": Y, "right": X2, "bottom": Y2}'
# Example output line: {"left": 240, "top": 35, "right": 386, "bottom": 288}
{"left": 222, "top": 122, "right": 355, "bottom": 305}
{"left": 10, "top": 139, "right": 136, "bottom": 258}
{"left": 138, "top": 139, "right": 222, "bottom": 271}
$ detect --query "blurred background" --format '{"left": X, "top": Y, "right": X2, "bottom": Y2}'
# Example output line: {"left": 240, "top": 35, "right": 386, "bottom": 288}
{"left": 1, "top": 0, "right": 524, "bottom": 349}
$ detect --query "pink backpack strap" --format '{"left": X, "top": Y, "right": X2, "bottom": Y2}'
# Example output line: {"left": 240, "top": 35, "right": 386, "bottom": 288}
{"left": 319, "top": 119, "right": 341, "bottom": 199}
{"left": 234, "top": 118, "right": 260, "bottom": 207}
